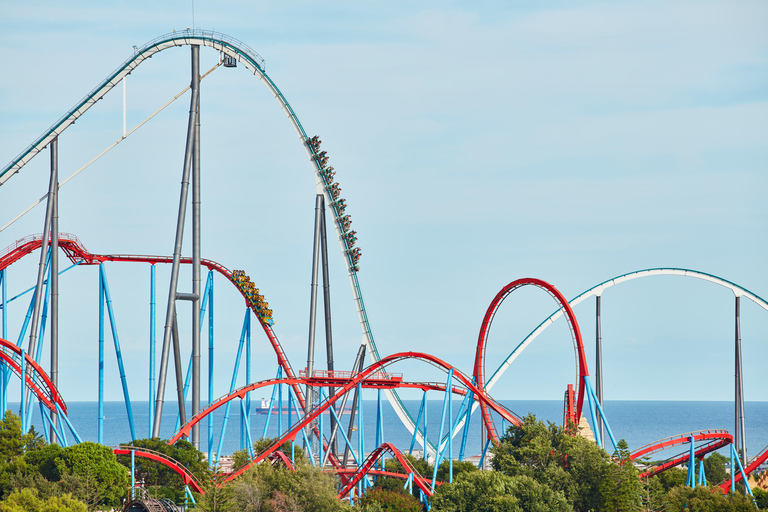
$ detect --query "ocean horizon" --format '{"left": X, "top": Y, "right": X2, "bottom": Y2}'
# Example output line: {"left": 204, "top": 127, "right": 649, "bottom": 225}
{"left": 8, "top": 400, "right": 767, "bottom": 463}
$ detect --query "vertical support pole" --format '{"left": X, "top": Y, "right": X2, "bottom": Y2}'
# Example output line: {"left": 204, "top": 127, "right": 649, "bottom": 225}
{"left": 244, "top": 310, "right": 251, "bottom": 450}
{"left": 131, "top": 449, "right": 135, "bottom": 500}
{"left": 149, "top": 265, "right": 156, "bottom": 438}
{"left": 342, "top": 344, "right": 366, "bottom": 467}
{"left": 424, "top": 390, "right": 428, "bottom": 462}
{"left": 735, "top": 295, "right": 747, "bottom": 476}
{"left": 208, "top": 270, "right": 214, "bottom": 466}
{"left": 731, "top": 443, "right": 736, "bottom": 493}
{"left": 20, "top": 349, "right": 26, "bottom": 432}
{"left": 27, "top": 138, "right": 58, "bottom": 404}
{"left": 278, "top": 380, "right": 283, "bottom": 439}
{"left": 1, "top": 269, "right": 6, "bottom": 419}
{"left": 595, "top": 294, "right": 603, "bottom": 444}
{"left": 98, "top": 265, "right": 105, "bottom": 444}
{"left": 686, "top": 435, "right": 695, "bottom": 488}
{"left": 319, "top": 196, "right": 336, "bottom": 457}
{"left": 50, "top": 138, "right": 59, "bottom": 443}
{"left": 288, "top": 388, "right": 294, "bottom": 464}
{"left": 152, "top": 45, "right": 200, "bottom": 438}
{"left": 357, "top": 382, "right": 364, "bottom": 470}
{"left": 172, "top": 310, "right": 186, "bottom": 429}
{"left": 305, "top": 194, "right": 323, "bottom": 456}
{"left": 191, "top": 44, "right": 202, "bottom": 450}
{"left": 448, "top": 378, "right": 453, "bottom": 484}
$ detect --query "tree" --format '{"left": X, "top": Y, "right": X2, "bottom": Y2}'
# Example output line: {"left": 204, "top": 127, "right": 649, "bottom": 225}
{"left": 58, "top": 442, "right": 128, "bottom": 509}
{"left": 0, "top": 411, "right": 46, "bottom": 499}
{"left": 666, "top": 484, "right": 757, "bottom": 511}
{"left": 0, "top": 488, "right": 87, "bottom": 512}
{"left": 355, "top": 487, "right": 421, "bottom": 512}
{"left": 430, "top": 470, "right": 572, "bottom": 512}
{"left": 228, "top": 459, "right": 346, "bottom": 512}
{"left": 702, "top": 452, "right": 729, "bottom": 486}
{"left": 196, "top": 472, "right": 234, "bottom": 512}
{"left": 599, "top": 440, "right": 642, "bottom": 512}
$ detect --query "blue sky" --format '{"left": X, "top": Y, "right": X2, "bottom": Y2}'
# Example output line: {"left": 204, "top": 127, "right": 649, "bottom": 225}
{"left": 0, "top": 0, "right": 767, "bottom": 417}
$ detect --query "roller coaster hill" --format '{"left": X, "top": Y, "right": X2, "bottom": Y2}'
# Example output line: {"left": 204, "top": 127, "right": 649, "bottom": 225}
{"left": 0, "top": 30, "right": 765, "bottom": 505}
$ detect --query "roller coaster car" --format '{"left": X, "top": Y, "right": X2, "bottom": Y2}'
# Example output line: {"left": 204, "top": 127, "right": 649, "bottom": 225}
{"left": 223, "top": 55, "right": 237, "bottom": 68}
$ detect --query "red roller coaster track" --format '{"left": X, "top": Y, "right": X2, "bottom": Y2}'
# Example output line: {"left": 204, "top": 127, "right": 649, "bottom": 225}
{"left": 336, "top": 442, "right": 433, "bottom": 499}
{"left": 474, "top": 278, "right": 588, "bottom": 441}
{"left": 629, "top": 430, "right": 733, "bottom": 478}
{"left": 113, "top": 446, "right": 204, "bottom": 494}
{"left": 0, "top": 337, "right": 66, "bottom": 414}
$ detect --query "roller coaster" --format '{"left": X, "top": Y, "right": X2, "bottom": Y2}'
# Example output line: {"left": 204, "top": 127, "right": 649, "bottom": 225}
{"left": 0, "top": 29, "right": 765, "bottom": 503}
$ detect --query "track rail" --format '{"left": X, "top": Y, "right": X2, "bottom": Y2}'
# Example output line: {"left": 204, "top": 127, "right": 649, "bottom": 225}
{"left": 0, "top": 337, "right": 66, "bottom": 413}
{"left": 473, "top": 278, "right": 587, "bottom": 441}
{"left": 113, "top": 445, "right": 204, "bottom": 494}
{"left": 336, "top": 442, "right": 433, "bottom": 499}
{"left": 0, "top": 28, "right": 423, "bottom": 459}
{"left": 629, "top": 430, "right": 733, "bottom": 478}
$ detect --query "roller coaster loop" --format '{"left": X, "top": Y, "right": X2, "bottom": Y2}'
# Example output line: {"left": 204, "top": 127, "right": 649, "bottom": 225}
{"left": 629, "top": 430, "right": 733, "bottom": 478}
{"left": 484, "top": 268, "right": 768, "bottom": 397}
{"left": 473, "top": 278, "right": 588, "bottom": 441}
{"left": 113, "top": 446, "right": 204, "bottom": 494}
{"left": 0, "top": 337, "right": 66, "bottom": 414}
{"left": 336, "top": 442, "right": 433, "bottom": 499}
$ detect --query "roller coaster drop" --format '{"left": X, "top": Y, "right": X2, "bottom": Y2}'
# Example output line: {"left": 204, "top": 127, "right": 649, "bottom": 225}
{"left": 0, "top": 30, "right": 765, "bottom": 500}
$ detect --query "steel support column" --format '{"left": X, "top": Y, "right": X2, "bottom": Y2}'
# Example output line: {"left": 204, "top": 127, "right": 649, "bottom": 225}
{"left": 735, "top": 295, "right": 747, "bottom": 477}
{"left": 305, "top": 194, "right": 324, "bottom": 455}
{"left": 191, "top": 44, "right": 202, "bottom": 449}
{"left": 26, "top": 138, "right": 58, "bottom": 406}
{"left": 319, "top": 196, "right": 336, "bottom": 457}
{"left": 152, "top": 48, "right": 200, "bottom": 437}
{"left": 595, "top": 295, "right": 603, "bottom": 444}
{"left": 50, "top": 137, "right": 59, "bottom": 443}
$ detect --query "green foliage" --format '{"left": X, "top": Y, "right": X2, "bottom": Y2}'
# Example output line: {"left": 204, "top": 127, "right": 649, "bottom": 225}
{"left": 666, "top": 485, "right": 757, "bottom": 511}
{"left": 702, "top": 452, "right": 729, "bottom": 486}
{"left": 196, "top": 472, "right": 235, "bottom": 512}
{"left": 653, "top": 467, "right": 687, "bottom": 492}
{"left": 491, "top": 415, "right": 648, "bottom": 512}
{"left": 0, "top": 411, "right": 43, "bottom": 498}
{"left": 753, "top": 487, "right": 768, "bottom": 510}
{"left": 228, "top": 460, "right": 346, "bottom": 512}
{"left": 115, "top": 437, "right": 210, "bottom": 504}
{"left": 355, "top": 487, "right": 421, "bottom": 512}
{"left": 431, "top": 470, "right": 571, "bottom": 512}
{"left": 0, "top": 488, "right": 87, "bottom": 512}
{"left": 58, "top": 442, "right": 128, "bottom": 508}
{"left": 599, "top": 440, "right": 642, "bottom": 511}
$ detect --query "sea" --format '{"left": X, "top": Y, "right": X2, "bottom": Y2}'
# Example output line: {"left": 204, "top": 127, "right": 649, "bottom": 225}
{"left": 10, "top": 400, "right": 768, "bottom": 463}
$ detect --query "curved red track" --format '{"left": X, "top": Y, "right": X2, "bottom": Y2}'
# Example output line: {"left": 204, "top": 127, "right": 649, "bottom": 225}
{"left": 629, "top": 430, "right": 733, "bottom": 478}
{"left": 336, "top": 442, "right": 433, "bottom": 499}
{"left": 113, "top": 446, "right": 204, "bottom": 494}
{"left": 0, "top": 337, "right": 66, "bottom": 414}
{"left": 194, "top": 352, "right": 519, "bottom": 484}
{"left": 474, "top": 278, "right": 588, "bottom": 440}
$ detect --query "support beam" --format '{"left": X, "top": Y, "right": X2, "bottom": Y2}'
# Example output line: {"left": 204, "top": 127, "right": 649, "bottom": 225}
{"left": 319, "top": 196, "right": 336, "bottom": 457}
{"left": 342, "top": 344, "right": 367, "bottom": 467}
{"left": 27, "top": 138, "right": 58, "bottom": 401}
{"left": 595, "top": 295, "right": 603, "bottom": 445}
{"left": 152, "top": 50, "right": 200, "bottom": 437}
{"left": 305, "top": 194, "right": 323, "bottom": 456}
{"left": 191, "top": 44, "right": 202, "bottom": 449}
{"left": 735, "top": 295, "right": 747, "bottom": 479}
{"left": 172, "top": 309, "right": 186, "bottom": 430}
{"left": 50, "top": 137, "right": 59, "bottom": 444}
